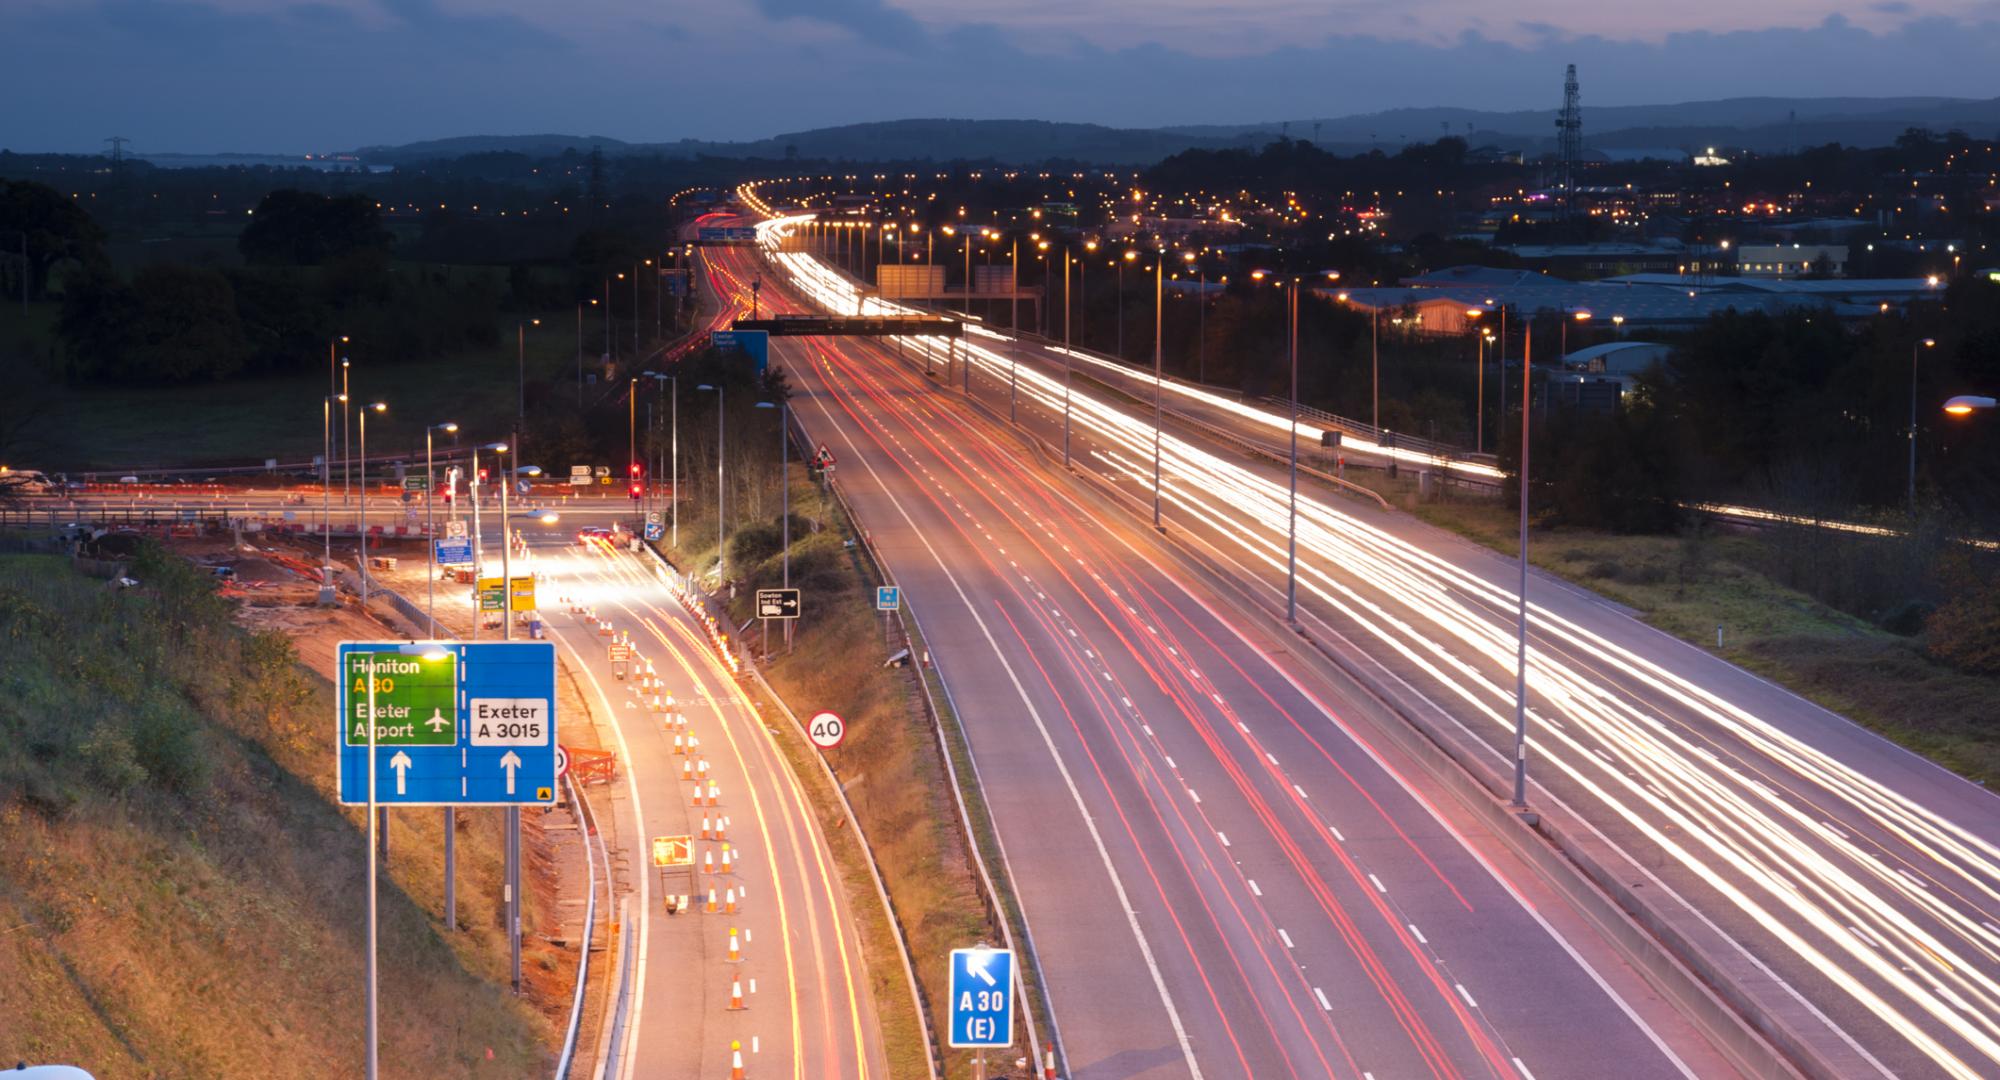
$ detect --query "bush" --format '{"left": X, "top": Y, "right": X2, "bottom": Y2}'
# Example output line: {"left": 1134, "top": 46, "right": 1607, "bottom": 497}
{"left": 1926, "top": 578, "right": 2000, "bottom": 675}
{"left": 80, "top": 724, "right": 146, "bottom": 793}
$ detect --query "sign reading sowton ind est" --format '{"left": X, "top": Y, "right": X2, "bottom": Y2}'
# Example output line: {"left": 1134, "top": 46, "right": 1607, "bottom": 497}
{"left": 336, "top": 641, "right": 558, "bottom": 806}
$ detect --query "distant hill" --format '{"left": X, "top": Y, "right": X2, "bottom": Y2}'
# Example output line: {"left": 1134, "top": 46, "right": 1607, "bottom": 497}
{"left": 350, "top": 95, "right": 2000, "bottom": 166}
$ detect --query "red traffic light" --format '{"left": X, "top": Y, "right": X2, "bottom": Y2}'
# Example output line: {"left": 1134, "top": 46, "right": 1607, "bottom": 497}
{"left": 630, "top": 463, "right": 641, "bottom": 476}
{"left": 629, "top": 483, "right": 642, "bottom": 499}
{"left": 478, "top": 468, "right": 489, "bottom": 482}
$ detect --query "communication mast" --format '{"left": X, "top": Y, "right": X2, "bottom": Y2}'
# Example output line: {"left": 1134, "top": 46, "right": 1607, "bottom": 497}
{"left": 1555, "top": 65, "right": 1582, "bottom": 216}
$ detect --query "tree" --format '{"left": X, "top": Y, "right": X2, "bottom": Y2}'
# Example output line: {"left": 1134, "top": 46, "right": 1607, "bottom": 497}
{"left": 58, "top": 265, "right": 248, "bottom": 382}
{"left": 0, "top": 179, "right": 110, "bottom": 298}
{"left": 238, "top": 190, "right": 392, "bottom": 266}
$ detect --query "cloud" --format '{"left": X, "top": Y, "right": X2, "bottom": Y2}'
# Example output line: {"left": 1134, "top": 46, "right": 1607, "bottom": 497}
{"left": 751, "top": 0, "right": 929, "bottom": 51}
{"left": 3, "top": 1, "right": 1998, "bottom": 154}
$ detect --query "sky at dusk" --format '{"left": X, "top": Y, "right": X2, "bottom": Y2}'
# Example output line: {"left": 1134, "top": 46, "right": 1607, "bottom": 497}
{"left": 3, "top": 0, "right": 1998, "bottom": 153}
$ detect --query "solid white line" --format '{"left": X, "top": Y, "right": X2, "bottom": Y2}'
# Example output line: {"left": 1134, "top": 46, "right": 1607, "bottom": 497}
{"left": 805, "top": 391, "right": 1206, "bottom": 1078}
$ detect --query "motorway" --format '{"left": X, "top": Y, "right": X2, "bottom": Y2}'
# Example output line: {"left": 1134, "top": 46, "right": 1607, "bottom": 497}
{"left": 701, "top": 224, "right": 1728, "bottom": 1079}
{"left": 741, "top": 208, "right": 2000, "bottom": 1080}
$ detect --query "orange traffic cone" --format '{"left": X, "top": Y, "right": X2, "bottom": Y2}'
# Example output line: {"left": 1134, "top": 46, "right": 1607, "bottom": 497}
{"left": 730, "top": 1040, "right": 745, "bottom": 1080}
{"left": 681, "top": 759, "right": 694, "bottom": 781}
{"left": 707, "top": 782, "right": 720, "bottom": 807}
{"left": 703, "top": 850, "right": 715, "bottom": 875}
{"left": 728, "top": 978, "right": 746, "bottom": 1011}
{"left": 720, "top": 843, "right": 733, "bottom": 875}
{"left": 696, "top": 758, "right": 709, "bottom": 781}
{"left": 715, "top": 815, "right": 728, "bottom": 842}
{"left": 673, "top": 733, "right": 686, "bottom": 756}
{"left": 700, "top": 815, "right": 712, "bottom": 840}
{"left": 1045, "top": 1049, "right": 1058, "bottom": 1079}
{"left": 705, "top": 888, "right": 717, "bottom": 914}
{"left": 691, "top": 784, "right": 704, "bottom": 806}
{"left": 724, "top": 886, "right": 737, "bottom": 914}
{"left": 726, "top": 928, "right": 742, "bottom": 963}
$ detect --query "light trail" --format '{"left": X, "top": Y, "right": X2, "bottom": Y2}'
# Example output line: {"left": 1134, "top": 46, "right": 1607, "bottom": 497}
{"left": 747, "top": 211, "right": 2000, "bottom": 1080}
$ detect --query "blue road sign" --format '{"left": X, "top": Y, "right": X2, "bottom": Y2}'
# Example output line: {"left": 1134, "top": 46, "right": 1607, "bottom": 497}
{"left": 644, "top": 522, "right": 664, "bottom": 541}
{"left": 337, "top": 641, "right": 558, "bottom": 807}
{"left": 710, "top": 329, "right": 770, "bottom": 374}
{"left": 875, "top": 585, "right": 900, "bottom": 611}
{"left": 948, "top": 947, "right": 1014, "bottom": 1049}
{"left": 434, "top": 537, "right": 474, "bottom": 566}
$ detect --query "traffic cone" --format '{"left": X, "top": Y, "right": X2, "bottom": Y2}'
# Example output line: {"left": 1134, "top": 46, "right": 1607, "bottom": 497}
{"left": 730, "top": 1040, "right": 745, "bottom": 1080}
{"left": 707, "top": 782, "right": 720, "bottom": 807}
{"left": 724, "top": 886, "right": 737, "bottom": 914}
{"left": 673, "top": 733, "right": 686, "bottom": 756}
{"left": 682, "top": 759, "right": 694, "bottom": 782}
{"left": 700, "top": 815, "right": 712, "bottom": 840}
{"left": 726, "top": 928, "right": 742, "bottom": 963}
{"left": 697, "top": 758, "right": 709, "bottom": 781}
{"left": 703, "top": 850, "right": 715, "bottom": 875}
{"left": 728, "top": 978, "right": 746, "bottom": 1010}
{"left": 705, "top": 888, "right": 717, "bottom": 914}
{"left": 692, "top": 784, "right": 705, "bottom": 806}
{"left": 1045, "top": 1049, "right": 1058, "bottom": 1079}
{"left": 720, "top": 843, "right": 733, "bottom": 874}
{"left": 715, "top": 815, "right": 728, "bottom": 842}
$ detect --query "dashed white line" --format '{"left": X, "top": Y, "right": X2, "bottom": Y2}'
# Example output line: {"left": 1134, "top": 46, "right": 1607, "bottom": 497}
{"left": 1164, "top": 756, "right": 1177, "bottom": 770}
{"left": 1408, "top": 924, "right": 1427, "bottom": 944}
{"left": 1248, "top": 879, "right": 1262, "bottom": 897}
{"left": 1217, "top": 831, "right": 1230, "bottom": 847}
{"left": 1278, "top": 928, "right": 1294, "bottom": 948}
{"left": 1329, "top": 825, "right": 1345, "bottom": 842}
{"left": 1188, "top": 788, "right": 1201, "bottom": 804}
{"left": 1512, "top": 1058, "right": 1539, "bottom": 1080}
{"left": 1456, "top": 983, "right": 1478, "bottom": 1009}
{"left": 1314, "top": 987, "right": 1332, "bottom": 1011}
{"left": 1293, "top": 784, "right": 1308, "bottom": 799}
{"left": 1368, "top": 873, "right": 1387, "bottom": 893}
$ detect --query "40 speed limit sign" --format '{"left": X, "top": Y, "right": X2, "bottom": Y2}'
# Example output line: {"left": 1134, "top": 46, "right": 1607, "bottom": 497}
{"left": 806, "top": 711, "right": 846, "bottom": 751}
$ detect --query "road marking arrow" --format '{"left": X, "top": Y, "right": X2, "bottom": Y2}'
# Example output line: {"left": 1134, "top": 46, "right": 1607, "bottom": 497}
{"left": 389, "top": 751, "right": 413, "bottom": 796}
{"left": 500, "top": 750, "right": 522, "bottom": 795}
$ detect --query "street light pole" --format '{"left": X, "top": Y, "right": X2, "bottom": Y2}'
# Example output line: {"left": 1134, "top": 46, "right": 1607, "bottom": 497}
{"left": 342, "top": 359, "right": 352, "bottom": 507}
{"left": 358, "top": 402, "right": 385, "bottom": 601}
{"left": 699, "top": 384, "right": 726, "bottom": 584}
{"left": 1063, "top": 248, "right": 1074, "bottom": 468}
{"left": 322, "top": 396, "right": 336, "bottom": 604}
{"left": 492, "top": 440, "right": 521, "bottom": 996}
{"left": 1152, "top": 252, "right": 1163, "bottom": 529}
{"left": 1512, "top": 329, "right": 1533, "bottom": 809}
{"left": 1286, "top": 278, "right": 1300, "bottom": 623}
{"left": 1911, "top": 338, "right": 1937, "bottom": 511}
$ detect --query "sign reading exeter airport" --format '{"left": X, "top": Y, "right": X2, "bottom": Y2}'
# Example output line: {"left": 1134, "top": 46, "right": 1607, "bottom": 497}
{"left": 337, "top": 641, "right": 557, "bottom": 806}
{"left": 948, "top": 947, "right": 1014, "bottom": 1049}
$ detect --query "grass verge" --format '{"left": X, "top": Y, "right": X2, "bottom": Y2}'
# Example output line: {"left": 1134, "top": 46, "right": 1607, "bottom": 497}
{"left": 0, "top": 546, "right": 548, "bottom": 1077}
{"left": 1416, "top": 499, "right": 2000, "bottom": 786}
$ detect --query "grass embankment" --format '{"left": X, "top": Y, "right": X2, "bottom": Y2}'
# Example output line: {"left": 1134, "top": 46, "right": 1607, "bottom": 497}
{"left": 660, "top": 467, "right": 997, "bottom": 1078}
{"left": 0, "top": 547, "right": 548, "bottom": 1077}
{"left": 1416, "top": 499, "right": 2000, "bottom": 785}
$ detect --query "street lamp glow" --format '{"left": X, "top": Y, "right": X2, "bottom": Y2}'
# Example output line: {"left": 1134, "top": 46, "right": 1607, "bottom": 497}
{"left": 1943, "top": 395, "right": 1994, "bottom": 416}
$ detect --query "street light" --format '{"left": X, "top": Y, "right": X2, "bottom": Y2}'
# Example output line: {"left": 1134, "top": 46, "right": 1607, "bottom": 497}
{"left": 342, "top": 358, "right": 353, "bottom": 507}
{"left": 1120, "top": 249, "right": 1137, "bottom": 360}
{"left": 424, "top": 422, "right": 458, "bottom": 636}
{"left": 698, "top": 384, "right": 727, "bottom": 584}
{"left": 1910, "top": 338, "right": 1938, "bottom": 510}
{"left": 1152, "top": 250, "right": 1164, "bottom": 529}
{"left": 1285, "top": 276, "right": 1301, "bottom": 622}
{"left": 1465, "top": 308, "right": 1488, "bottom": 455}
{"left": 1944, "top": 395, "right": 1996, "bottom": 416}
{"left": 643, "top": 371, "right": 678, "bottom": 546}
{"left": 357, "top": 402, "right": 387, "bottom": 601}
{"left": 755, "top": 399, "right": 790, "bottom": 654}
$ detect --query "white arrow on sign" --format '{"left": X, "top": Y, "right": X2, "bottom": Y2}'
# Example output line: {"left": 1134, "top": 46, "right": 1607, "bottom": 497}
{"left": 389, "top": 751, "right": 413, "bottom": 796}
{"left": 967, "top": 949, "right": 999, "bottom": 987}
{"left": 500, "top": 750, "right": 523, "bottom": 795}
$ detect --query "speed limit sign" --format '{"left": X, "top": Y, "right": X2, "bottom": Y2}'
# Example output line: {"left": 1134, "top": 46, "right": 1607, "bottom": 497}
{"left": 807, "top": 711, "right": 845, "bottom": 750}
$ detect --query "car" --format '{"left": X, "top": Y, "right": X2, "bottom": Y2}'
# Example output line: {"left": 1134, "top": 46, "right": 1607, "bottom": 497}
{"left": 576, "top": 526, "right": 613, "bottom": 545}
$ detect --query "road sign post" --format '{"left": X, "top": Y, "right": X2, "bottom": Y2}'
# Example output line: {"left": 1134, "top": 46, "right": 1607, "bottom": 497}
{"left": 949, "top": 946, "right": 1015, "bottom": 1059}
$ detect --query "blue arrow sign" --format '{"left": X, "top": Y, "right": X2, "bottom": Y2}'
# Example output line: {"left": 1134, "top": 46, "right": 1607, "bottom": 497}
{"left": 337, "top": 641, "right": 558, "bottom": 807}
{"left": 875, "top": 585, "right": 900, "bottom": 611}
{"left": 434, "top": 537, "right": 474, "bottom": 566}
{"left": 644, "top": 522, "right": 664, "bottom": 542}
{"left": 948, "top": 947, "right": 1014, "bottom": 1049}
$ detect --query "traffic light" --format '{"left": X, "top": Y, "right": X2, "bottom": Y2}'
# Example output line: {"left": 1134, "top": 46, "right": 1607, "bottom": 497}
{"left": 478, "top": 468, "right": 490, "bottom": 482}
{"left": 629, "top": 483, "right": 642, "bottom": 500}
{"left": 630, "top": 463, "right": 642, "bottom": 477}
